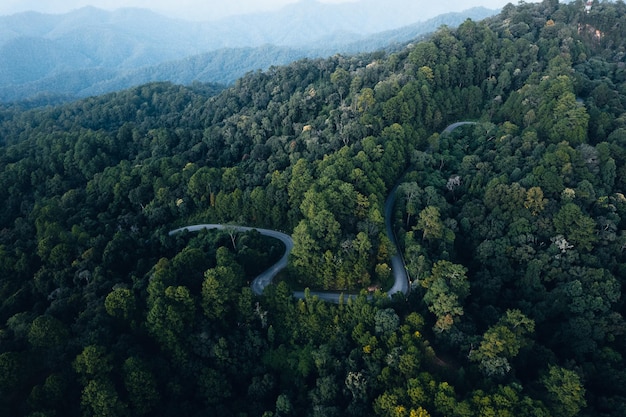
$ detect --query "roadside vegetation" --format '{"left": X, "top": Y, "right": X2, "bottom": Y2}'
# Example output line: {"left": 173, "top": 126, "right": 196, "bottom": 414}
{"left": 1, "top": 1, "right": 626, "bottom": 416}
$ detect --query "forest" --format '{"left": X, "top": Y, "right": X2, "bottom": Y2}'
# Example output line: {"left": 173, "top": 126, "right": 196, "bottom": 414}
{"left": 1, "top": 0, "right": 626, "bottom": 416}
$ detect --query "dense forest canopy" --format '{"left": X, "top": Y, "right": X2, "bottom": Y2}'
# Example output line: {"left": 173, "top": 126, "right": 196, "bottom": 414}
{"left": 1, "top": 1, "right": 626, "bottom": 416}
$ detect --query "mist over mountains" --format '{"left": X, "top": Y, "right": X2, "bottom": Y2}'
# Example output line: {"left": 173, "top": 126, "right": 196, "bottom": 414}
{"left": 0, "top": 2, "right": 496, "bottom": 103}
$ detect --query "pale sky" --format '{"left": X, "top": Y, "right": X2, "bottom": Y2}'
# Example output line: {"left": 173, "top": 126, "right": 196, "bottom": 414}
{"left": 0, "top": 0, "right": 532, "bottom": 21}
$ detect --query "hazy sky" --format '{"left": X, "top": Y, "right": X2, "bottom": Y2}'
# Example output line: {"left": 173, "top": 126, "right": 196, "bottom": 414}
{"left": 0, "top": 0, "right": 532, "bottom": 21}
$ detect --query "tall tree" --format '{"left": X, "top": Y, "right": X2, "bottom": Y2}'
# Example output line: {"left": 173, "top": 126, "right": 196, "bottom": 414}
{"left": 422, "top": 261, "right": 469, "bottom": 332}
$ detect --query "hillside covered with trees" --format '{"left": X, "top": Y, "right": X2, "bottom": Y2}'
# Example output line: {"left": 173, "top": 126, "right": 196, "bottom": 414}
{"left": 1, "top": 1, "right": 626, "bottom": 416}
{"left": 0, "top": 5, "right": 495, "bottom": 104}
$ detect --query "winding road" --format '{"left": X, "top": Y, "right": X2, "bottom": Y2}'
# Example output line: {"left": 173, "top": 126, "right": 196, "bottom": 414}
{"left": 168, "top": 224, "right": 293, "bottom": 296}
{"left": 385, "top": 184, "right": 410, "bottom": 297}
{"left": 169, "top": 223, "right": 372, "bottom": 302}
{"left": 169, "top": 211, "right": 408, "bottom": 301}
{"left": 169, "top": 122, "right": 475, "bottom": 303}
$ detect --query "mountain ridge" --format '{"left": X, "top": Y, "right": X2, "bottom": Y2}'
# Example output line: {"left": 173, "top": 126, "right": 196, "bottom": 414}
{"left": 1, "top": 2, "right": 626, "bottom": 415}
{"left": 0, "top": 5, "right": 497, "bottom": 104}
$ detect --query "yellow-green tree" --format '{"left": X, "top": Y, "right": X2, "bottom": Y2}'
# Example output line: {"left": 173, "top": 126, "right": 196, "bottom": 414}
{"left": 422, "top": 261, "right": 469, "bottom": 332}
{"left": 542, "top": 365, "right": 586, "bottom": 417}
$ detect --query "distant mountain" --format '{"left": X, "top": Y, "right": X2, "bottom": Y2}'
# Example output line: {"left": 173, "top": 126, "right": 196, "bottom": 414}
{"left": 210, "top": 0, "right": 492, "bottom": 42}
{"left": 0, "top": 3, "right": 497, "bottom": 103}
{"left": 81, "top": 46, "right": 313, "bottom": 98}
{"left": 314, "top": 7, "right": 499, "bottom": 54}
{"left": 0, "top": 7, "right": 207, "bottom": 69}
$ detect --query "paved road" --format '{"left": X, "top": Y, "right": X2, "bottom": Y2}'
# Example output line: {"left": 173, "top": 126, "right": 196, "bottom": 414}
{"left": 169, "top": 224, "right": 293, "bottom": 296}
{"left": 170, "top": 121, "right": 474, "bottom": 302}
{"left": 169, "top": 224, "right": 365, "bottom": 301}
{"left": 381, "top": 120, "right": 478, "bottom": 297}
{"left": 442, "top": 121, "right": 477, "bottom": 133}
{"left": 170, "top": 221, "right": 407, "bottom": 301}
{"left": 385, "top": 184, "right": 410, "bottom": 297}
{"left": 292, "top": 290, "right": 357, "bottom": 303}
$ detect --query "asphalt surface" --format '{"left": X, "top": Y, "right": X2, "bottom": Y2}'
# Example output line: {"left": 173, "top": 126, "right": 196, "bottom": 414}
{"left": 169, "top": 122, "right": 473, "bottom": 302}
{"left": 169, "top": 219, "right": 407, "bottom": 301}
{"left": 442, "top": 121, "right": 477, "bottom": 133}
{"left": 384, "top": 184, "right": 410, "bottom": 297}
{"left": 168, "top": 224, "right": 293, "bottom": 296}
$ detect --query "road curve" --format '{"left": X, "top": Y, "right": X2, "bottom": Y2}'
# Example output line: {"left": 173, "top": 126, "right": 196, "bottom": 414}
{"left": 385, "top": 184, "right": 410, "bottom": 297}
{"left": 442, "top": 121, "right": 477, "bottom": 133}
{"left": 168, "top": 224, "right": 293, "bottom": 296}
{"left": 169, "top": 122, "right": 475, "bottom": 302}
{"left": 169, "top": 222, "right": 408, "bottom": 301}
{"left": 382, "top": 120, "right": 478, "bottom": 297}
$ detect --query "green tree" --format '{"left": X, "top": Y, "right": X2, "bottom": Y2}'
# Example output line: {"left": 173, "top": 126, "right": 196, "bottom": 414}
{"left": 542, "top": 366, "right": 586, "bottom": 417}
{"left": 331, "top": 67, "right": 351, "bottom": 103}
{"left": 374, "top": 308, "right": 400, "bottom": 335}
{"left": 470, "top": 309, "right": 535, "bottom": 377}
{"left": 524, "top": 186, "right": 547, "bottom": 215}
{"left": 73, "top": 345, "right": 113, "bottom": 379}
{"left": 290, "top": 221, "right": 321, "bottom": 286}
{"left": 422, "top": 261, "right": 470, "bottom": 332}
{"left": 548, "top": 92, "right": 589, "bottom": 146}
{"left": 288, "top": 159, "right": 313, "bottom": 209}
{"left": 27, "top": 315, "right": 68, "bottom": 349}
{"left": 122, "top": 357, "right": 158, "bottom": 415}
{"left": 188, "top": 166, "right": 222, "bottom": 207}
{"left": 276, "top": 393, "right": 294, "bottom": 416}
{"left": 416, "top": 206, "right": 444, "bottom": 241}
{"left": 104, "top": 287, "right": 136, "bottom": 321}
{"left": 201, "top": 267, "right": 228, "bottom": 320}
{"left": 401, "top": 182, "right": 422, "bottom": 227}
{"left": 81, "top": 377, "right": 129, "bottom": 417}
{"left": 146, "top": 285, "right": 195, "bottom": 359}
{"left": 553, "top": 203, "right": 597, "bottom": 251}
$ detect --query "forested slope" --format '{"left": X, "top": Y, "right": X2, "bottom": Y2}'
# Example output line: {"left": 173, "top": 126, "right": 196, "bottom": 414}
{"left": 1, "top": 1, "right": 626, "bottom": 416}
{"left": 0, "top": 6, "right": 496, "bottom": 103}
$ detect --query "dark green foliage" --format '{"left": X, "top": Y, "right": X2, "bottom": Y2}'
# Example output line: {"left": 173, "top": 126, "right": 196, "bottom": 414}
{"left": 2, "top": 2, "right": 626, "bottom": 416}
